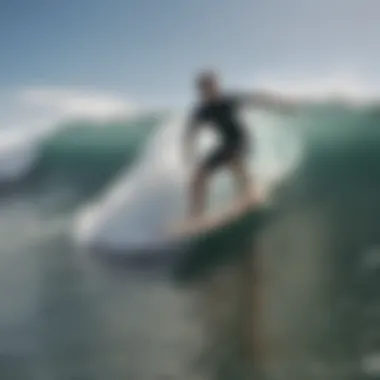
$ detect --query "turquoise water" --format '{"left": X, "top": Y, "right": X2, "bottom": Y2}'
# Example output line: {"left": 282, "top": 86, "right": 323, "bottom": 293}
{"left": 0, "top": 103, "right": 379, "bottom": 379}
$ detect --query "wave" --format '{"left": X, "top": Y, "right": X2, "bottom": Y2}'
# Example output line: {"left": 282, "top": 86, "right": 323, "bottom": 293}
{"left": 73, "top": 109, "right": 302, "bottom": 251}
{"left": 0, "top": 112, "right": 167, "bottom": 195}
{"left": 72, "top": 100, "right": 380, "bottom": 253}
{"left": 36, "top": 113, "right": 166, "bottom": 182}
{"left": 3, "top": 99, "right": 380, "bottom": 256}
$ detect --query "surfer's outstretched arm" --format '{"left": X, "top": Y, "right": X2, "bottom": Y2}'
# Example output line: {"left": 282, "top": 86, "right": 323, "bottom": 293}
{"left": 239, "top": 91, "right": 296, "bottom": 114}
{"left": 183, "top": 105, "right": 205, "bottom": 164}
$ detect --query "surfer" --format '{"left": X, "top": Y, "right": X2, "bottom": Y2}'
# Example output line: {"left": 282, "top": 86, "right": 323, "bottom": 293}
{"left": 184, "top": 70, "right": 294, "bottom": 218}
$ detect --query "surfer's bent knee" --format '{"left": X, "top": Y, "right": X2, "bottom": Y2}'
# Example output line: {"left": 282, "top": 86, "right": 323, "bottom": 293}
{"left": 191, "top": 168, "right": 208, "bottom": 187}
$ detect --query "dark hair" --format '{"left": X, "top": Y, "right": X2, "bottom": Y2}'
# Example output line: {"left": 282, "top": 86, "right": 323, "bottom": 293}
{"left": 196, "top": 70, "right": 218, "bottom": 87}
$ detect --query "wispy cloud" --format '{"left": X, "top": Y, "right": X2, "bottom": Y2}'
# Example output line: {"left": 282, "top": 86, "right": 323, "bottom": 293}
{"left": 17, "top": 86, "right": 136, "bottom": 120}
{"left": 0, "top": 86, "right": 136, "bottom": 131}
{"left": 252, "top": 69, "right": 380, "bottom": 101}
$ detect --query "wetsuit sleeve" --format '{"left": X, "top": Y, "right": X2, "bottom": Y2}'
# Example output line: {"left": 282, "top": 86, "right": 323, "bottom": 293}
{"left": 229, "top": 91, "right": 294, "bottom": 111}
{"left": 226, "top": 94, "right": 246, "bottom": 109}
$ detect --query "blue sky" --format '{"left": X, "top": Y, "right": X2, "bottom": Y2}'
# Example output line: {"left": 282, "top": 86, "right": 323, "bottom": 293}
{"left": 0, "top": 0, "right": 379, "bottom": 123}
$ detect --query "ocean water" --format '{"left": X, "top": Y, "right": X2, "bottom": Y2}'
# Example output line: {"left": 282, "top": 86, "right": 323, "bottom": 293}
{"left": 0, "top": 102, "right": 380, "bottom": 380}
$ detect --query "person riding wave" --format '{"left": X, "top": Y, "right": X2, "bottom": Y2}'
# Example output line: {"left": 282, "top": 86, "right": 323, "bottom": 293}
{"left": 183, "top": 70, "right": 294, "bottom": 218}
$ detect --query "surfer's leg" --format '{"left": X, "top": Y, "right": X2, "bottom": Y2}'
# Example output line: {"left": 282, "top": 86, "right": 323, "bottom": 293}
{"left": 189, "top": 168, "right": 209, "bottom": 218}
{"left": 228, "top": 156, "right": 251, "bottom": 198}
{"left": 188, "top": 146, "right": 225, "bottom": 218}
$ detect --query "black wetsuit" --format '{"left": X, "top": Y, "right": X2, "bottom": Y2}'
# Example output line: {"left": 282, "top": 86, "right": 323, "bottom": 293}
{"left": 189, "top": 95, "right": 249, "bottom": 171}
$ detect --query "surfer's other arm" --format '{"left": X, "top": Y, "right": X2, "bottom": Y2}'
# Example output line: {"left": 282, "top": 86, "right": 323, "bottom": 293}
{"left": 183, "top": 105, "right": 206, "bottom": 164}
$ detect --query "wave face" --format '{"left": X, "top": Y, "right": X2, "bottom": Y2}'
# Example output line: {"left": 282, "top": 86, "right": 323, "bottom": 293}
{"left": 37, "top": 113, "right": 166, "bottom": 185}
{"left": 73, "top": 108, "right": 302, "bottom": 250}
{"left": 4, "top": 101, "right": 378, "bottom": 251}
{"left": 0, "top": 102, "right": 378, "bottom": 218}
{"left": 74, "top": 101, "right": 380, "bottom": 252}
{"left": 0, "top": 113, "right": 166, "bottom": 205}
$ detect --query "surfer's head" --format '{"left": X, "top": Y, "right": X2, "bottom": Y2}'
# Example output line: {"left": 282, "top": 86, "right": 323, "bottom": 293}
{"left": 196, "top": 70, "right": 220, "bottom": 100}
